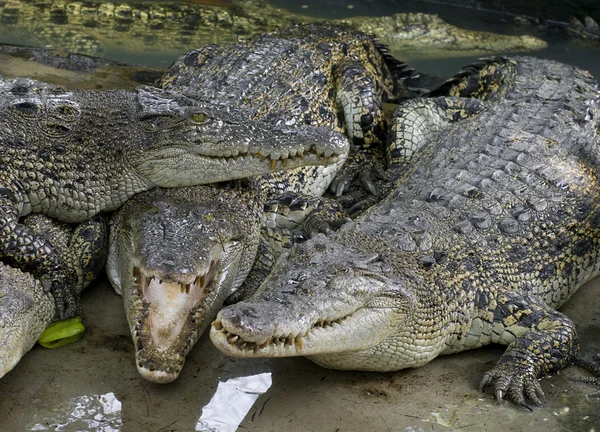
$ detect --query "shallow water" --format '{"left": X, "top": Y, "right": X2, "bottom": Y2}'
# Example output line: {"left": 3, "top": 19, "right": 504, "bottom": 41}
{"left": 1, "top": 1, "right": 600, "bottom": 431}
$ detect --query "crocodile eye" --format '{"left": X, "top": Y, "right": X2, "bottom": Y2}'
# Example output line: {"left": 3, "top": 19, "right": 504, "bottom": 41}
{"left": 191, "top": 112, "right": 209, "bottom": 124}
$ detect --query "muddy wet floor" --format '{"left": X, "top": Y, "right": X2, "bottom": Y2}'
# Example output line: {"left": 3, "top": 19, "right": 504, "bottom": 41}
{"left": 0, "top": 274, "right": 598, "bottom": 431}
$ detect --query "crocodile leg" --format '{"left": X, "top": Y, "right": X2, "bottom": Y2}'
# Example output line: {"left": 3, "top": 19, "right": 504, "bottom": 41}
{"left": 329, "top": 59, "right": 389, "bottom": 197}
{"left": 0, "top": 181, "right": 77, "bottom": 319}
{"left": 479, "top": 291, "right": 579, "bottom": 408}
{"left": 263, "top": 192, "right": 350, "bottom": 236}
{"left": 65, "top": 215, "right": 109, "bottom": 289}
{"left": 22, "top": 214, "right": 109, "bottom": 320}
{"left": 335, "top": 96, "right": 489, "bottom": 215}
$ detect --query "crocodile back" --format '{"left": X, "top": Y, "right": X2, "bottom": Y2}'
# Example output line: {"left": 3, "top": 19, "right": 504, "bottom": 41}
{"left": 350, "top": 57, "right": 600, "bottom": 311}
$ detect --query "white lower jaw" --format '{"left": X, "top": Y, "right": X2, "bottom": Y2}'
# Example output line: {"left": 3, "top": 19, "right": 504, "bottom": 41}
{"left": 145, "top": 278, "right": 204, "bottom": 349}
{"left": 211, "top": 307, "right": 393, "bottom": 358}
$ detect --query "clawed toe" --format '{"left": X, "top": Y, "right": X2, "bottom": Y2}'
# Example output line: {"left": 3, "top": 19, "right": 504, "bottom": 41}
{"left": 479, "top": 364, "right": 544, "bottom": 408}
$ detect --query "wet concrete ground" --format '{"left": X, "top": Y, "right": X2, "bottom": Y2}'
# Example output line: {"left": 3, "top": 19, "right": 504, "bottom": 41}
{"left": 0, "top": 274, "right": 598, "bottom": 432}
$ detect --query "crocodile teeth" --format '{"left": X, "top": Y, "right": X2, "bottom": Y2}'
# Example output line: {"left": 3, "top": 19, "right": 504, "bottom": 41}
{"left": 270, "top": 159, "right": 277, "bottom": 170}
{"left": 259, "top": 338, "right": 271, "bottom": 349}
{"left": 227, "top": 335, "right": 239, "bottom": 344}
{"left": 281, "top": 158, "right": 288, "bottom": 168}
{"left": 184, "top": 283, "right": 191, "bottom": 294}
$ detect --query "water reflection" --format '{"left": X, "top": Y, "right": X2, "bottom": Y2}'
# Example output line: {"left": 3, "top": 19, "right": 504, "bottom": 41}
{"left": 27, "top": 392, "right": 122, "bottom": 432}
{"left": 195, "top": 372, "right": 272, "bottom": 432}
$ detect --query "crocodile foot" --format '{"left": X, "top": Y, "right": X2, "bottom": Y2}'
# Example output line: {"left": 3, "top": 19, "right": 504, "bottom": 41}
{"left": 40, "top": 271, "right": 81, "bottom": 320}
{"left": 479, "top": 362, "right": 545, "bottom": 409}
{"left": 573, "top": 353, "right": 600, "bottom": 397}
{"left": 330, "top": 147, "right": 389, "bottom": 197}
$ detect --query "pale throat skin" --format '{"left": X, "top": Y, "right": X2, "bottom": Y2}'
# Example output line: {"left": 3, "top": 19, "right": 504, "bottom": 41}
{"left": 210, "top": 56, "right": 600, "bottom": 407}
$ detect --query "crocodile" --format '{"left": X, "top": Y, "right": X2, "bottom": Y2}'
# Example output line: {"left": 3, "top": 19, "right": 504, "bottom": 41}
{"left": 0, "top": 0, "right": 547, "bottom": 60}
{"left": 0, "top": 75, "right": 349, "bottom": 319}
{"left": 0, "top": 213, "right": 108, "bottom": 378}
{"left": 106, "top": 180, "right": 267, "bottom": 383}
{"left": 210, "top": 56, "right": 600, "bottom": 407}
{"left": 106, "top": 22, "right": 400, "bottom": 383}
{"left": 0, "top": 43, "right": 165, "bottom": 91}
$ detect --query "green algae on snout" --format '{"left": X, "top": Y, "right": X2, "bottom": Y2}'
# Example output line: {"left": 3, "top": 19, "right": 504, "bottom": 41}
{"left": 38, "top": 317, "right": 85, "bottom": 348}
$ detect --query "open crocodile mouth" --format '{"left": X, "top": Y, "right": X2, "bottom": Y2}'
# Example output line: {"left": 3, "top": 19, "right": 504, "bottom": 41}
{"left": 210, "top": 310, "right": 359, "bottom": 357}
{"left": 131, "top": 258, "right": 219, "bottom": 351}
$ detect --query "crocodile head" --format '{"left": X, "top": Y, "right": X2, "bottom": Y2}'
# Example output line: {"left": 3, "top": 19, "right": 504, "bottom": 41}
{"left": 0, "top": 263, "right": 55, "bottom": 378}
{"left": 129, "top": 86, "right": 350, "bottom": 187}
{"left": 343, "top": 13, "right": 547, "bottom": 58}
{"left": 106, "top": 182, "right": 263, "bottom": 383}
{"left": 210, "top": 233, "right": 416, "bottom": 371}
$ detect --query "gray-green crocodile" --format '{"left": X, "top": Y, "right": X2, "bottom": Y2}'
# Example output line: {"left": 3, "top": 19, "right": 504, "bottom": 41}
{"left": 106, "top": 180, "right": 267, "bottom": 383}
{"left": 106, "top": 22, "right": 400, "bottom": 383}
{"left": 0, "top": 0, "right": 547, "bottom": 60}
{"left": 0, "top": 75, "right": 348, "bottom": 319}
{"left": 0, "top": 43, "right": 165, "bottom": 91}
{"left": 210, "top": 56, "right": 600, "bottom": 407}
{"left": 0, "top": 213, "right": 108, "bottom": 378}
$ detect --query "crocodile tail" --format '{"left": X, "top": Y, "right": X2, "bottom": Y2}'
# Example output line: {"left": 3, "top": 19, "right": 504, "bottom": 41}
{"left": 428, "top": 56, "right": 517, "bottom": 102}
{"left": 373, "top": 41, "right": 418, "bottom": 81}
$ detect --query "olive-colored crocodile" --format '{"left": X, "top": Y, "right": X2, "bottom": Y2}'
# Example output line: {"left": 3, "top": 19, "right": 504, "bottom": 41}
{"left": 0, "top": 75, "right": 348, "bottom": 319}
{"left": 210, "top": 56, "right": 600, "bottom": 407}
{"left": 0, "top": 44, "right": 164, "bottom": 91}
{"left": 107, "top": 22, "right": 403, "bottom": 383}
{"left": 0, "top": 0, "right": 547, "bottom": 60}
{"left": 0, "top": 213, "right": 108, "bottom": 378}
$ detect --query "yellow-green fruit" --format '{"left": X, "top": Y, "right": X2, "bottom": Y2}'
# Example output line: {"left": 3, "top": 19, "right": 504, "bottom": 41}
{"left": 38, "top": 317, "right": 85, "bottom": 348}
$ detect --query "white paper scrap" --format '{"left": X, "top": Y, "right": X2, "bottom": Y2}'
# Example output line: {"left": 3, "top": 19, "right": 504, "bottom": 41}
{"left": 195, "top": 372, "right": 273, "bottom": 432}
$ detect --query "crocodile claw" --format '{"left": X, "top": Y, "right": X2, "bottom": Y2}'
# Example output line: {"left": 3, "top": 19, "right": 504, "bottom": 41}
{"left": 479, "top": 362, "right": 544, "bottom": 408}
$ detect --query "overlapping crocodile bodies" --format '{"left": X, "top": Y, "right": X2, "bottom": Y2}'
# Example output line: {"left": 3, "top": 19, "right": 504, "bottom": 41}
{"left": 211, "top": 57, "right": 600, "bottom": 407}
{"left": 0, "top": 76, "right": 348, "bottom": 319}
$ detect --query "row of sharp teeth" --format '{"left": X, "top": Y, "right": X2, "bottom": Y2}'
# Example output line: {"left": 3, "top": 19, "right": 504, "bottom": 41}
{"left": 132, "top": 266, "right": 211, "bottom": 294}
{"left": 218, "top": 145, "right": 335, "bottom": 167}
{"left": 214, "top": 326, "right": 306, "bottom": 353}
{"left": 211, "top": 314, "right": 351, "bottom": 352}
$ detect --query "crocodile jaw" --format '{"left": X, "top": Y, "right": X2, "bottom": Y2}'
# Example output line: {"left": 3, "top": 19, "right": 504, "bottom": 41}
{"left": 210, "top": 300, "right": 395, "bottom": 358}
{"left": 210, "top": 268, "right": 411, "bottom": 360}
{"left": 134, "top": 125, "right": 349, "bottom": 187}
{"left": 124, "top": 246, "right": 237, "bottom": 384}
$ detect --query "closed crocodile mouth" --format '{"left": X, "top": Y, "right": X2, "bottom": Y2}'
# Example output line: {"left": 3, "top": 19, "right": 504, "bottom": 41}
{"left": 198, "top": 144, "right": 337, "bottom": 170}
{"left": 211, "top": 313, "right": 354, "bottom": 353}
